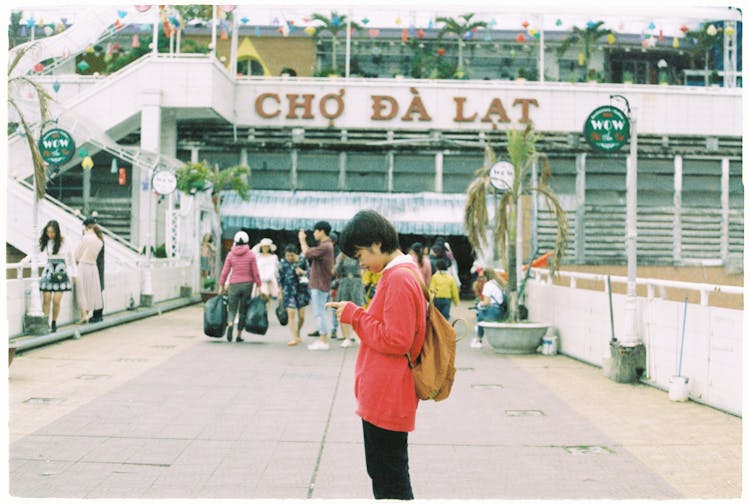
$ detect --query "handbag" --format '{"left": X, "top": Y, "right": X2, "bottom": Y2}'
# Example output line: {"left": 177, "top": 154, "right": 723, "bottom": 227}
{"left": 275, "top": 301, "right": 289, "bottom": 326}
{"left": 244, "top": 296, "right": 269, "bottom": 335}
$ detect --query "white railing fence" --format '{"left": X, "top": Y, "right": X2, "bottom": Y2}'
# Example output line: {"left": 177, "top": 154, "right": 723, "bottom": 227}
{"left": 526, "top": 269, "right": 743, "bottom": 416}
{"left": 6, "top": 258, "right": 197, "bottom": 337}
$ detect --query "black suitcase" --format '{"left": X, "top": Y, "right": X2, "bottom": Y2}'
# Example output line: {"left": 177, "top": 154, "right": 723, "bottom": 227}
{"left": 204, "top": 295, "right": 228, "bottom": 337}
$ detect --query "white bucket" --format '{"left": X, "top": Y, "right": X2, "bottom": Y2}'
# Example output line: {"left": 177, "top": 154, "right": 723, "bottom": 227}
{"left": 668, "top": 375, "right": 690, "bottom": 402}
{"left": 541, "top": 335, "right": 558, "bottom": 355}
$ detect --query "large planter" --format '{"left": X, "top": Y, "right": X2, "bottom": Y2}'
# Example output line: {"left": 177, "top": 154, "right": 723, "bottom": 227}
{"left": 480, "top": 322, "right": 548, "bottom": 354}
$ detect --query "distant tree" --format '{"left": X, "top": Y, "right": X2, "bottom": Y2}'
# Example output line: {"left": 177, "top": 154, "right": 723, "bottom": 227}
{"left": 436, "top": 13, "right": 487, "bottom": 77}
{"left": 9, "top": 10, "right": 23, "bottom": 48}
{"left": 685, "top": 23, "right": 723, "bottom": 75}
{"left": 311, "top": 11, "right": 362, "bottom": 72}
{"left": 556, "top": 21, "right": 612, "bottom": 79}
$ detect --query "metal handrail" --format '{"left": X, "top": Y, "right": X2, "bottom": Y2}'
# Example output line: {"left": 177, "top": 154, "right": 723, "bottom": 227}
{"left": 530, "top": 267, "right": 743, "bottom": 306}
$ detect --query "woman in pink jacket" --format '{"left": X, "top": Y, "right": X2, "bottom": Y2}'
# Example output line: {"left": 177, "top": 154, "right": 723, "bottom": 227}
{"left": 327, "top": 210, "right": 425, "bottom": 500}
{"left": 218, "top": 231, "right": 261, "bottom": 343}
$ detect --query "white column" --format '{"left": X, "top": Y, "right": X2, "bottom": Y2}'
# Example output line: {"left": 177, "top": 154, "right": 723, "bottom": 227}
{"left": 575, "top": 153, "right": 586, "bottom": 263}
{"left": 434, "top": 151, "right": 444, "bottom": 193}
{"left": 210, "top": 5, "right": 217, "bottom": 58}
{"left": 134, "top": 90, "right": 162, "bottom": 251}
{"left": 673, "top": 155, "right": 682, "bottom": 264}
{"left": 345, "top": 11, "right": 352, "bottom": 78}
{"left": 720, "top": 157, "right": 730, "bottom": 262}
{"left": 530, "top": 159, "right": 538, "bottom": 255}
{"left": 537, "top": 14, "right": 545, "bottom": 83}
{"left": 230, "top": 14, "right": 239, "bottom": 75}
{"left": 622, "top": 108, "right": 639, "bottom": 346}
{"left": 152, "top": 8, "right": 159, "bottom": 55}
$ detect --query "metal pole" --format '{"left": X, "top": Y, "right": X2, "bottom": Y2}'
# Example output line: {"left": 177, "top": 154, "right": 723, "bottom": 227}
{"left": 152, "top": 8, "right": 159, "bottom": 55}
{"left": 622, "top": 106, "right": 639, "bottom": 346}
{"left": 27, "top": 173, "right": 43, "bottom": 317}
{"left": 211, "top": 5, "right": 217, "bottom": 58}
{"left": 345, "top": 11, "right": 352, "bottom": 78}
{"left": 538, "top": 14, "right": 545, "bottom": 83}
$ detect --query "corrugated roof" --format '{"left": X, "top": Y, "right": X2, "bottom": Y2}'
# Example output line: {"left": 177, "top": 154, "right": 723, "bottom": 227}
{"left": 220, "top": 189, "right": 467, "bottom": 235}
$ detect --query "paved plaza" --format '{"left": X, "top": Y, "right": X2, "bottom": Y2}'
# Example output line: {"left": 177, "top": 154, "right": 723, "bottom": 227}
{"left": 7, "top": 301, "right": 743, "bottom": 500}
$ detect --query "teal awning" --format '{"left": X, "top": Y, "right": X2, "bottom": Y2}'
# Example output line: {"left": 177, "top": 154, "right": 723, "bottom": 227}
{"left": 221, "top": 190, "right": 467, "bottom": 236}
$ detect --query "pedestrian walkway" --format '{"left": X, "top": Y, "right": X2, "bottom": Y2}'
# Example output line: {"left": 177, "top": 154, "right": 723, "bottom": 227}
{"left": 7, "top": 301, "right": 742, "bottom": 499}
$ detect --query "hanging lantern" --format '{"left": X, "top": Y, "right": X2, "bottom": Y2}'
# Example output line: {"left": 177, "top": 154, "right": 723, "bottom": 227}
{"left": 113, "top": 19, "right": 122, "bottom": 30}
{"left": 725, "top": 26, "right": 735, "bottom": 37}
{"left": 132, "top": 34, "right": 140, "bottom": 48}
{"left": 658, "top": 30, "right": 664, "bottom": 42}
{"left": 52, "top": 80, "right": 61, "bottom": 93}
{"left": 43, "top": 25, "right": 53, "bottom": 36}
{"left": 672, "top": 37, "right": 679, "bottom": 48}
{"left": 305, "top": 26, "right": 316, "bottom": 36}
{"left": 117, "top": 10, "right": 127, "bottom": 18}
{"left": 528, "top": 29, "right": 537, "bottom": 38}
{"left": 641, "top": 39, "right": 649, "bottom": 49}
{"left": 26, "top": 18, "right": 35, "bottom": 28}
{"left": 606, "top": 33, "right": 615, "bottom": 44}
{"left": 272, "top": 17, "right": 280, "bottom": 25}
{"left": 78, "top": 147, "right": 89, "bottom": 158}
{"left": 85, "top": 45, "right": 95, "bottom": 53}
{"left": 395, "top": 16, "right": 403, "bottom": 26}
{"left": 362, "top": 17, "right": 369, "bottom": 25}
{"left": 437, "top": 47, "right": 446, "bottom": 56}
{"left": 577, "top": 53, "right": 585, "bottom": 65}
{"left": 135, "top": 5, "right": 151, "bottom": 12}
{"left": 33, "top": 62, "right": 44, "bottom": 72}
{"left": 331, "top": 15, "right": 340, "bottom": 27}
{"left": 255, "top": 26, "right": 261, "bottom": 36}
{"left": 521, "top": 20, "right": 529, "bottom": 29}
{"left": 241, "top": 17, "right": 249, "bottom": 24}
{"left": 118, "top": 167, "right": 127, "bottom": 186}
{"left": 219, "top": 5, "right": 236, "bottom": 12}
{"left": 401, "top": 28, "right": 408, "bottom": 43}
{"left": 220, "top": 28, "right": 228, "bottom": 40}
{"left": 516, "top": 33, "right": 526, "bottom": 43}
{"left": 111, "top": 158, "right": 118, "bottom": 174}
{"left": 586, "top": 20, "right": 595, "bottom": 29}
{"left": 81, "top": 156, "right": 94, "bottom": 170}
{"left": 428, "top": 19, "right": 433, "bottom": 29}
{"left": 555, "top": 18, "right": 562, "bottom": 27}
{"left": 680, "top": 25, "right": 689, "bottom": 33}
{"left": 77, "top": 60, "right": 90, "bottom": 72}
{"left": 417, "top": 28, "right": 425, "bottom": 40}
{"left": 706, "top": 24, "right": 717, "bottom": 36}
{"left": 368, "top": 28, "right": 380, "bottom": 38}
{"left": 648, "top": 21, "right": 656, "bottom": 30}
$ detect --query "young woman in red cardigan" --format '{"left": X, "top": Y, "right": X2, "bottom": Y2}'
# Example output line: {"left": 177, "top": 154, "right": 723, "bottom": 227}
{"left": 327, "top": 209, "right": 426, "bottom": 500}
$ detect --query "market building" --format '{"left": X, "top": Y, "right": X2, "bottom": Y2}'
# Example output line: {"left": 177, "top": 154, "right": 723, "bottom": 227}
{"left": 7, "top": 5, "right": 744, "bottom": 292}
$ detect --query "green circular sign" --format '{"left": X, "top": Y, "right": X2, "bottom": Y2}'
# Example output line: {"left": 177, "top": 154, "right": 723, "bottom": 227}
{"left": 583, "top": 106, "right": 630, "bottom": 153}
{"left": 38, "top": 128, "right": 76, "bottom": 165}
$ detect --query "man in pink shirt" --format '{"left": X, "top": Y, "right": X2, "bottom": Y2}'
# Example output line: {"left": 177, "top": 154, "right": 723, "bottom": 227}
{"left": 327, "top": 210, "right": 426, "bottom": 500}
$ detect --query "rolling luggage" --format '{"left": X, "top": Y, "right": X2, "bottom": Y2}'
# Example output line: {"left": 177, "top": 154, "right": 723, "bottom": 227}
{"left": 204, "top": 295, "right": 228, "bottom": 337}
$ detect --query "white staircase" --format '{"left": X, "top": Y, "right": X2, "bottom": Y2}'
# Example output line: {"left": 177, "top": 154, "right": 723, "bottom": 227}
{"left": 9, "top": 7, "right": 158, "bottom": 78}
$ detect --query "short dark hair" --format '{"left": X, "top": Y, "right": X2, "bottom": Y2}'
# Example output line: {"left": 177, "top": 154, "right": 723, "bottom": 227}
{"left": 284, "top": 243, "right": 299, "bottom": 254}
{"left": 339, "top": 210, "right": 399, "bottom": 258}
{"left": 437, "top": 257, "right": 451, "bottom": 271}
{"left": 313, "top": 221, "right": 331, "bottom": 235}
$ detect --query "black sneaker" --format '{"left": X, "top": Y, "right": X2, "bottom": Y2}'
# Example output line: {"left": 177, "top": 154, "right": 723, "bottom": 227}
{"left": 50, "top": 321, "right": 57, "bottom": 333}
{"left": 226, "top": 325, "right": 234, "bottom": 342}
{"left": 307, "top": 330, "right": 320, "bottom": 337}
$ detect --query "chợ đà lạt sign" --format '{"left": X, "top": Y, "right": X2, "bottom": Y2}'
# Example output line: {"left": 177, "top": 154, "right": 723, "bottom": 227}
{"left": 583, "top": 105, "right": 630, "bottom": 153}
{"left": 38, "top": 128, "right": 76, "bottom": 165}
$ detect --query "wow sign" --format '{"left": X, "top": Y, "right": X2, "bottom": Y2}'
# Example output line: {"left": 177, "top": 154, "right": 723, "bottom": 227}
{"left": 583, "top": 105, "right": 630, "bottom": 153}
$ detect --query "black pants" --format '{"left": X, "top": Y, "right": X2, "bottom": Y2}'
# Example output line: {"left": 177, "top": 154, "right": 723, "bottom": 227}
{"left": 362, "top": 419, "right": 414, "bottom": 500}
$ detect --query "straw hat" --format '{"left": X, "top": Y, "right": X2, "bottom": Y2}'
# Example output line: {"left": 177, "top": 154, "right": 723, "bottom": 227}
{"left": 259, "top": 237, "right": 277, "bottom": 252}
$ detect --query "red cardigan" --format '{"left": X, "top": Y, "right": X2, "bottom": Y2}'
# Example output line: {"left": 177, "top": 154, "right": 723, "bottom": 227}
{"left": 340, "top": 255, "right": 426, "bottom": 432}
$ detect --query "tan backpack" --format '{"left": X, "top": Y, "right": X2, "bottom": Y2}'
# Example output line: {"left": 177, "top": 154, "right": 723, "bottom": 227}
{"left": 403, "top": 268, "right": 457, "bottom": 401}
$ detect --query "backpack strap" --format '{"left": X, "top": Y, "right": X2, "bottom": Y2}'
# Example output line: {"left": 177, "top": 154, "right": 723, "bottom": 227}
{"left": 398, "top": 266, "right": 430, "bottom": 368}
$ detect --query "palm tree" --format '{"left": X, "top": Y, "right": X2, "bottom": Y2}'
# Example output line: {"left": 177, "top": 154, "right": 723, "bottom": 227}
{"left": 556, "top": 21, "right": 612, "bottom": 80}
{"left": 436, "top": 13, "right": 487, "bottom": 77}
{"left": 464, "top": 125, "right": 568, "bottom": 322}
{"left": 311, "top": 11, "right": 361, "bottom": 73}
{"left": 7, "top": 43, "right": 52, "bottom": 198}
{"left": 686, "top": 23, "right": 722, "bottom": 85}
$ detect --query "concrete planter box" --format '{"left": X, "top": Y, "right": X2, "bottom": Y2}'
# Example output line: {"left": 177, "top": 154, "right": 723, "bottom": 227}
{"left": 480, "top": 322, "right": 548, "bottom": 354}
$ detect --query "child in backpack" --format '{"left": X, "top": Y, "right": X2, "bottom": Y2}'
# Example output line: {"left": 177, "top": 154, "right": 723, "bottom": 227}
{"left": 429, "top": 257, "right": 460, "bottom": 321}
{"left": 472, "top": 267, "right": 507, "bottom": 349}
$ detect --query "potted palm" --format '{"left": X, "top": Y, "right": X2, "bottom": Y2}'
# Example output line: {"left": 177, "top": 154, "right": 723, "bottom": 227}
{"left": 464, "top": 125, "right": 568, "bottom": 353}
{"left": 201, "top": 276, "right": 217, "bottom": 302}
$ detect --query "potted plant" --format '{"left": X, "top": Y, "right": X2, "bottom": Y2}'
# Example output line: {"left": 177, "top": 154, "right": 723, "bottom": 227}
{"left": 464, "top": 125, "right": 569, "bottom": 353}
{"left": 622, "top": 70, "right": 634, "bottom": 84}
{"left": 658, "top": 70, "right": 669, "bottom": 85}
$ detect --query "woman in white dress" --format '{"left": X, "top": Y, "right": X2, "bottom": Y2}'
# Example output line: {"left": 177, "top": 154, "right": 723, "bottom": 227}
{"left": 75, "top": 221, "right": 104, "bottom": 323}
{"left": 253, "top": 237, "right": 280, "bottom": 308}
